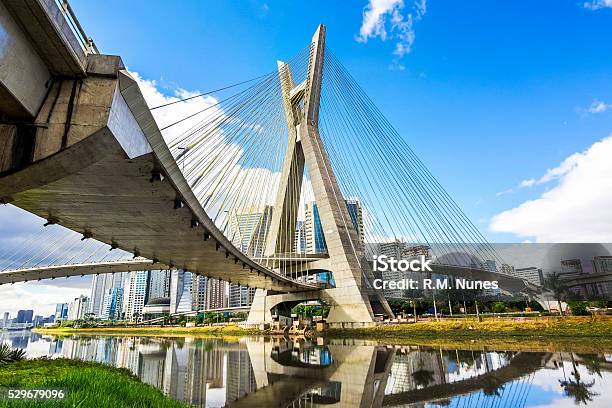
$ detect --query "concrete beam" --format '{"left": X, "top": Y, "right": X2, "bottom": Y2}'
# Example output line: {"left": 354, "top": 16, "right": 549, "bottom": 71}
{"left": 0, "top": 0, "right": 51, "bottom": 119}
{"left": 0, "top": 260, "right": 167, "bottom": 285}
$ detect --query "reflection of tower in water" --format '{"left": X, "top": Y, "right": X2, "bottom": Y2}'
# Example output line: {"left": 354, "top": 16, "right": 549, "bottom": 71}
{"left": 226, "top": 349, "right": 257, "bottom": 403}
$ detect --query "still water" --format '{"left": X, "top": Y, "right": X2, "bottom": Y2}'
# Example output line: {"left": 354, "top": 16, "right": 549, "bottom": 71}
{"left": 1, "top": 330, "right": 611, "bottom": 407}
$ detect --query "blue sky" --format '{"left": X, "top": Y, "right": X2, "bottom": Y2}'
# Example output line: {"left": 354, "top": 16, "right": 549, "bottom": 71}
{"left": 2, "top": 0, "right": 612, "bottom": 315}
{"left": 66, "top": 0, "right": 612, "bottom": 242}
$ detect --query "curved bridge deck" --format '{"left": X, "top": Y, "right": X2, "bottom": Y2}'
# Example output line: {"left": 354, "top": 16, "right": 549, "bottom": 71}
{"left": 0, "top": 67, "right": 316, "bottom": 293}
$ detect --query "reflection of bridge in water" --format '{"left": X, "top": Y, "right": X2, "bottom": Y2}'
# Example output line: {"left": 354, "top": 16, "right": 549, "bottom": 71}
{"left": 20, "top": 332, "right": 591, "bottom": 408}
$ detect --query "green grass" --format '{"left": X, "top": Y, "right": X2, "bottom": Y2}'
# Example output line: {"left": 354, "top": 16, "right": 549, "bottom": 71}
{"left": 328, "top": 316, "right": 612, "bottom": 339}
{"left": 0, "top": 358, "right": 189, "bottom": 407}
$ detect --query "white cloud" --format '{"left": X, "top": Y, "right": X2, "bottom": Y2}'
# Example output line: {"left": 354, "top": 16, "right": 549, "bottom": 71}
{"left": 0, "top": 283, "right": 87, "bottom": 317}
{"left": 584, "top": 99, "right": 612, "bottom": 114}
{"left": 583, "top": 0, "right": 612, "bottom": 10}
{"left": 130, "top": 71, "right": 223, "bottom": 146}
{"left": 356, "top": 0, "right": 426, "bottom": 67}
{"left": 496, "top": 188, "right": 515, "bottom": 196}
{"left": 490, "top": 135, "right": 612, "bottom": 242}
{"left": 516, "top": 152, "right": 583, "bottom": 191}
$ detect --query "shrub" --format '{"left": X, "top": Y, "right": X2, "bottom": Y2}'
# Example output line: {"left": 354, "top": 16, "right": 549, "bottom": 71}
{"left": 568, "top": 301, "right": 589, "bottom": 316}
{"left": 492, "top": 302, "right": 506, "bottom": 313}
{"left": 0, "top": 344, "right": 26, "bottom": 364}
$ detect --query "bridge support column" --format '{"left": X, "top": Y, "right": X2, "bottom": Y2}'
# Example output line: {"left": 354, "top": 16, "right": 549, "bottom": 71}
{"left": 247, "top": 289, "right": 273, "bottom": 323}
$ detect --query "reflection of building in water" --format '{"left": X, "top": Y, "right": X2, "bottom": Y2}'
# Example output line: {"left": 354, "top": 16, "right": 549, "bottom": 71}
{"left": 11, "top": 335, "right": 29, "bottom": 349}
{"left": 297, "top": 346, "right": 333, "bottom": 366}
{"left": 385, "top": 350, "right": 446, "bottom": 394}
{"left": 226, "top": 349, "right": 256, "bottom": 404}
{"left": 49, "top": 338, "right": 63, "bottom": 354}
{"left": 163, "top": 343, "right": 190, "bottom": 401}
{"left": 206, "top": 348, "right": 225, "bottom": 389}
{"left": 138, "top": 342, "right": 166, "bottom": 389}
{"left": 385, "top": 349, "right": 514, "bottom": 398}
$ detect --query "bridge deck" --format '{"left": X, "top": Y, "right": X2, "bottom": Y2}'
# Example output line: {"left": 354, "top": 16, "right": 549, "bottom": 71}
{"left": 0, "top": 69, "right": 315, "bottom": 293}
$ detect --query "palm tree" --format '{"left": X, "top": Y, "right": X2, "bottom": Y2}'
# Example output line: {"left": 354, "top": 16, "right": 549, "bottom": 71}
{"left": 543, "top": 271, "right": 567, "bottom": 316}
{"left": 559, "top": 354, "right": 598, "bottom": 404}
{"left": 412, "top": 358, "right": 436, "bottom": 388}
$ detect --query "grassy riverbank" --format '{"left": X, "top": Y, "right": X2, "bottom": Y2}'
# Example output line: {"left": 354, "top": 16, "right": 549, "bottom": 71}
{"left": 0, "top": 358, "right": 187, "bottom": 407}
{"left": 34, "top": 316, "right": 612, "bottom": 342}
{"left": 34, "top": 324, "right": 261, "bottom": 337}
{"left": 328, "top": 316, "right": 612, "bottom": 339}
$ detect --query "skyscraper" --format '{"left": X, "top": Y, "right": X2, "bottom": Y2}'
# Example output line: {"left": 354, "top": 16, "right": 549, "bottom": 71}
{"left": 125, "top": 271, "right": 150, "bottom": 322}
{"left": 205, "top": 278, "right": 227, "bottom": 309}
{"left": 54, "top": 303, "right": 69, "bottom": 321}
{"left": 228, "top": 284, "right": 255, "bottom": 308}
{"left": 16, "top": 309, "right": 33, "bottom": 324}
{"left": 305, "top": 199, "right": 363, "bottom": 254}
{"left": 149, "top": 270, "right": 171, "bottom": 299}
{"left": 89, "top": 272, "right": 126, "bottom": 317}
{"left": 2, "top": 312, "right": 9, "bottom": 327}
{"left": 169, "top": 270, "right": 192, "bottom": 314}
{"left": 294, "top": 220, "right": 307, "bottom": 254}
{"left": 67, "top": 296, "right": 89, "bottom": 320}
{"left": 514, "top": 267, "right": 544, "bottom": 287}
{"left": 101, "top": 287, "right": 124, "bottom": 320}
{"left": 305, "top": 202, "right": 326, "bottom": 254}
{"left": 226, "top": 206, "right": 273, "bottom": 308}
{"left": 345, "top": 199, "right": 364, "bottom": 246}
{"left": 191, "top": 274, "right": 207, "bottom": 311}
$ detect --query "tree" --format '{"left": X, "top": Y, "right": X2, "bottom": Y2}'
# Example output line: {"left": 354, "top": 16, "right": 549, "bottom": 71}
{"left": 492, "top": 302, "right": 506, "bottom": 313}
{"left": 543, "top": 272, "right": 568, "bottom": 316}
{"left": 568, "top": 301, "right": 589, "bottom": 316}
{"left": 559, "top": 354, "right": 598, "bottom": 404}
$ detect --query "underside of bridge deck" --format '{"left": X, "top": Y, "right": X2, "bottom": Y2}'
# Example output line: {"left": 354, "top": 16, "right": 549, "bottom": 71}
{"left": 0, "top": 54, "right": 316, "bottom": 293}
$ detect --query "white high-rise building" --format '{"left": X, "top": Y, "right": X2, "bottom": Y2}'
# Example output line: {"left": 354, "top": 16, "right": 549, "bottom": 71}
{"left": 514, "top": 267, "right": 544, "bottom": 287}
{"left": 149, "top": 270, "right": 170, "bottom": 299}
{"left": 169, "top": 270, "right": 192, "bottom": 314}
{"left": 89, "top": 272, "right": 125, "bottom": 317}
{"left": 67, "top": 295, "right": 90, "bottom": 320}
{"left": 192, "top": 274, "right": 207, "bottom": 311}
{"left": 125, "top": 271, "right": 150, "bottom": 322}
{"left": 228, "top": 284, "right": 255, "bottom": 308}
{"left": 101, "top": 287, "right": 123, "bottom": 320}
{"left": 294, "top": 220, "right": 306, "bottom": 254}
{"left": 122, "top": 275, "right": 131, "bottom": 317}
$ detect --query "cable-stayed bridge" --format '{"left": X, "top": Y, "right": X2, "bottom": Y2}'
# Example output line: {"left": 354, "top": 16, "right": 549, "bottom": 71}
{"left": 0, "top": 0, "right": 539, "bottom": 325}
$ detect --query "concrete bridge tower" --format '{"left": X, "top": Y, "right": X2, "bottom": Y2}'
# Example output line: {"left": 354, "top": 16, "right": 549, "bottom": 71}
{"left": 248, "top": 25, "right": 394, "bottom": 326}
